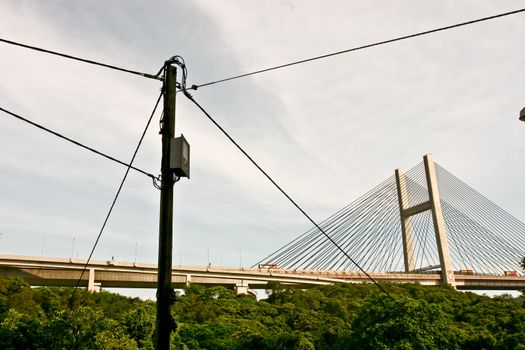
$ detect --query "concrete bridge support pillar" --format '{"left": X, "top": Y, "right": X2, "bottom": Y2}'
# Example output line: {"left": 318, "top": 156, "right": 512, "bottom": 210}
{"left": 87, "top": 268, "right": 101, "bottom": 292}
{"left": 234, "top": 280, "right": 250, "bottom": 295}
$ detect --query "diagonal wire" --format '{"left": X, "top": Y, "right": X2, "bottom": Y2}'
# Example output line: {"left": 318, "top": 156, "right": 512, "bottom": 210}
{"left": 0, "top": 106, "right": 156, "bottom": 179}
{"left": 182, "top": 93, "right": 442, "bottom": 342}
{"left": 182, "top": 90, "right": 399, "bottom": 304}
{"left": 69, "top": 90, "right": 163, "bottom": 304}
{"left": 191, "top": 8, "right": 525, "bottom": 90}
{"left": 0, "top": 37, "right": 163, "bottom": 81}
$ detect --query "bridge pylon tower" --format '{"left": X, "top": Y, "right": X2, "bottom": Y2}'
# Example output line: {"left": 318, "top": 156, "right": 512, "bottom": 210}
{"left": 395, "top": 154, "right": 456, "bottom": 288}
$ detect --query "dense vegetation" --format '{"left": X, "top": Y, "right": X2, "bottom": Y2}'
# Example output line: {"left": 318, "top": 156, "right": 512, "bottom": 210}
{"left": 1, "top": 277, "right": 524, "bottom": 349}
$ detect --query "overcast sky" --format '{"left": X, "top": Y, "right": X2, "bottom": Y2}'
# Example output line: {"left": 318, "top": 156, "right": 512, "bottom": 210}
{"left": 1, "top": 1, "right": 524, "bottom": 297}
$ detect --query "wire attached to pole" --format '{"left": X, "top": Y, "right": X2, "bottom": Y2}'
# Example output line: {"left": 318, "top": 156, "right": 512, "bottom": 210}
{"left": 0, "top": 37, "right": 163, "bottom": 81}
{"left": 189, "top": 8, "right": 525, "bottom": 90}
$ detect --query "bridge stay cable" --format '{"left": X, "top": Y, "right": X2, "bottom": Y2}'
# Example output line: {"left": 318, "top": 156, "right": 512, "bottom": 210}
{"left": 437, "top": 164, "right": 525, "bottom": 250}
{"left": 316, "top": 187, "right": 385, "bottom": 266}
{"left": 435, "top": 163, "right": 525, "bottom": 273}
{"left": 456, "top": 211, "right": 512, "bottom": 273}
{"left": 367, "top": 192, "right": 401, "bottom": 271}
{"left": 330, "top": 181, "right": 394, "bottom": 270}
{"left": 404, "top": 171, "right": 435, "bottom": 271}
{"left": 69, "top": 90, "right": 163, "bottom": 304}
{"left": 346, "top": 185, "right": 398, "bottom": 270}
{"left": 356, "top": 192, "right": 395, "bottom": 270}
{"left": 444, "top": 176, "right": 524, "bottom": 253}
{"left": 418, "top": 212, "right": 434, "bottom": 271}
{"left": 271, "top": 176, "right": 401, "bottom": 271}
{"left": 270, "top": 176, "right": 390, "bottom": 270}
{"left": 445, "top": 208, "right": 476, "bottom": 272}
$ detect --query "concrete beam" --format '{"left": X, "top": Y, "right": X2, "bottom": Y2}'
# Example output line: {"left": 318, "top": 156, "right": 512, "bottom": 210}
{"left": 402, "top": 201, "right": 431, "bottom": 218}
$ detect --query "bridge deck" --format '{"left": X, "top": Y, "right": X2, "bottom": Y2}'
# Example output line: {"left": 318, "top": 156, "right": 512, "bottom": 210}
{"left": 0, "top": 255, "right": 524, "bottom": 292}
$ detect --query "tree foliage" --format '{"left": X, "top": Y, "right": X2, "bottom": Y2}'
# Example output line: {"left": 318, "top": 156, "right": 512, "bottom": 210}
{"left": 0, "top": 278, "right": 153, "bottom": 349}
{"left": 1, "top": 277, "right": 525, "bottom": 349}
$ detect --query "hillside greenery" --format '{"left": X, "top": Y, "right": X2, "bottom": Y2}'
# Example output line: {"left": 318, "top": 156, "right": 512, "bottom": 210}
{"left": 1, "top": 277, "right": 524, "bottom": 349}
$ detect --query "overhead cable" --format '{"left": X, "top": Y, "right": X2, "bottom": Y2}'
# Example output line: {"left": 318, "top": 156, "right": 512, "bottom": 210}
{"left": 0, "top": 37, "right": 163, "bottom": 81}
{"left": 191, "top": 8, "right": 525, "bottom": 90}
{"left": 0, "top": 106, "right": 157, "bottom": 180}
{"left": 69, "top": 91, "right": 163, "bottom": 304}
{"left": 181, "top": 90, "right": 398, "bottom": 303}
{"left": 179, "top": 92, "right": 448, "bottom": 341}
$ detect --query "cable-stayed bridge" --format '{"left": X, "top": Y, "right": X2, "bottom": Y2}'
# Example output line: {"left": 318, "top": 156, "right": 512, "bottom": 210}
{"left": 1, "top": 155, "right": 524, "bottom": 293}
{"left": 256, "top": 155, "right": 525, "bottom": 287}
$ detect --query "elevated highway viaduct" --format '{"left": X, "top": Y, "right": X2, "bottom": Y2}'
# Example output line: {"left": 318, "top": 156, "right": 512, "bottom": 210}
{"left": 1, "top": 255, "right": 524, "bottom": 294}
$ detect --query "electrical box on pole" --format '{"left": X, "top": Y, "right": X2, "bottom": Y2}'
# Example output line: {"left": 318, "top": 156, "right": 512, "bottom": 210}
{"left": 170, "top": 135, "right": 190, "bottom": 178}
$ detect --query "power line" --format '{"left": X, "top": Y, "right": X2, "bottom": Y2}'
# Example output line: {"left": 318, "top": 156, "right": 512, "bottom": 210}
{"left": 181, "top": 90, "right": 398, "bottom": 304}
{"left": 0, "top": 37, "right": 163, "bottom": 81}
{"left": 69, "top": 90, "right": 163, "bottom": 304}
{"left": 191, "top": 8, "right": 525, "bottom": 90}
{"left": 0, "top": 106, "right": 157, "bottom": 179}
{"left": 182, "top": 91, "right": 444, "bottom": 341}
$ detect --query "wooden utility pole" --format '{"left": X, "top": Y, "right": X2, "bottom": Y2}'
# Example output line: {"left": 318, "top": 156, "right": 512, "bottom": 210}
{"left": 156, "top": 63, "right": 177, "bottom": 349}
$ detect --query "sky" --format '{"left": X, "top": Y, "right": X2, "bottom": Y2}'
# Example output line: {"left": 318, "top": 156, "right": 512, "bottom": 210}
{"left": 0, "top": 1, "right": 524, "bottom": 298}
